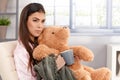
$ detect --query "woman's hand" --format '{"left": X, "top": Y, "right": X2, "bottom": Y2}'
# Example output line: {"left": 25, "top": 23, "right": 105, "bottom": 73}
{"left": 56, "top": 55, "right": 65, "bottom": 70}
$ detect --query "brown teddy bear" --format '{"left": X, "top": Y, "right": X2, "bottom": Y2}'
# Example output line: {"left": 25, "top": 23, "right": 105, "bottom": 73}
{"left": 33, "top": 26, "right": 111, "bottom": 80}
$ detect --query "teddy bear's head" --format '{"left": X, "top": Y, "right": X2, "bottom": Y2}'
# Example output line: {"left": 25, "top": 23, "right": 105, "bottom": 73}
{"left": 38, "top": 26, "right": 70, "bottom": 51}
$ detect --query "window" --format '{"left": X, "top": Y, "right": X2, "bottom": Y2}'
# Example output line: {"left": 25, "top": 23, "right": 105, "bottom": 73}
{"left": 39, "top": 0, "right": 69, "bottom": 26}
{"left": 113, "top": 0, "right": 120, "bottom": 27}
{"left": 39, "top": 0, "right": 120, "bottom": 35}
{"left": 74, "top": 0, "right": 106, "bottom": 28}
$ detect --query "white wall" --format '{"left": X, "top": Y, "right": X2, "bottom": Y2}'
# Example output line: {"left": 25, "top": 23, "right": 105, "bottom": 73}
{"left": 69, "top": 36, "right": 120, "bottom": 69}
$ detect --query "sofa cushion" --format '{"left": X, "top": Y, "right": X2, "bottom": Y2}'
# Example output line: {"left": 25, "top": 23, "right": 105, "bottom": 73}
{"left": 0, "top": 41, "right": 18, "bottom": 80}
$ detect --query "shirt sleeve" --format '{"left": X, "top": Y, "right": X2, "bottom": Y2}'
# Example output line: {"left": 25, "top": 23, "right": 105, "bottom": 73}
{"left": 14, "top": 41, "right": 36, "bottom": 80}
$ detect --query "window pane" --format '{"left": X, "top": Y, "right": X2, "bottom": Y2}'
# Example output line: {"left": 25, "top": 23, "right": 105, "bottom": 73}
{"left": 75, "top": 0, "right": 106, "bottom": 28}
{"left": 38, "top": 0, "right": 54, "bottom": 25}
{"left": 112, "top": 0, "right": 120, "bottom": 27}
{"left": 38, "top": 0, "right": 69, "bottom": 26}
{"left": 55, "top": 0, "right": 69, "bottom": 25}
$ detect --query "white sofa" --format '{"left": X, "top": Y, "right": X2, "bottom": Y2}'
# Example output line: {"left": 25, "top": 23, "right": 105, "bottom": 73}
{"left": 0, "top": 41, "right": 18, "bottom": 80}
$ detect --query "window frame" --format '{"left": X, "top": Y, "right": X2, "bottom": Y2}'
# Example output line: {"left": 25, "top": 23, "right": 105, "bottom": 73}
{"left": 69, "top": 0, "right": 120, "bottom": 36}
{"left": 43, "top": 0, "right": 120, "bottom": 35}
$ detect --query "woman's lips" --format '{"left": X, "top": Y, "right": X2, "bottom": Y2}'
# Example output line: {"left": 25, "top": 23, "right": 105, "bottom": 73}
{"left": 36, "top": 30, "right": 42, "bottom": 34}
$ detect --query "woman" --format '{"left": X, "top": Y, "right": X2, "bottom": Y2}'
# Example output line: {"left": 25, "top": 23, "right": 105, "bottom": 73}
{"left": 14, "top": 3, "right": 65, "bottom": 80}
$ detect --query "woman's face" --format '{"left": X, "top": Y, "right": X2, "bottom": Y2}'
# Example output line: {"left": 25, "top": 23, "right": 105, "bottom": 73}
{"left": 27, "top": 12, "right": 45, "bottom": 41}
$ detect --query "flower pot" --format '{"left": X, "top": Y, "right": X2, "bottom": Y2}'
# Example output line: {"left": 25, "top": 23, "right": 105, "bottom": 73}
{"left": 0, "top": 0, "right": 8, "bottom": 12}
{"left": 0, "top": 26, "right": 7, "bottom": 40}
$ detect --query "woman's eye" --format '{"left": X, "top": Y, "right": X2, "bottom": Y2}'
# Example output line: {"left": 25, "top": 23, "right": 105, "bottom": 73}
{"left": 33, "top": 19, "right": 38, "bottom": 22}
{"left": 42, "top": 19, "right": 45, "bottom": 23}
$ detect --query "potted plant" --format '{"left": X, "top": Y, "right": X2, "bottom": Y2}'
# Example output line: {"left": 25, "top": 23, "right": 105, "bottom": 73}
{"left": 0, "top": 17, "right": 11, "bottom": 40}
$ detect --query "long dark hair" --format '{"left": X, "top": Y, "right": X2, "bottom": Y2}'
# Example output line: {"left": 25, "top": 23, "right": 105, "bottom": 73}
{"left": 19, "top": 3, "right": 45, "bottom": 74}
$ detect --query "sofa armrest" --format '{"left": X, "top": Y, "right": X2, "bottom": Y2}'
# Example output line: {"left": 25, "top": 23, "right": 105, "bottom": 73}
{"left": 0, "top": 41, "right": 18, "bottom": 80}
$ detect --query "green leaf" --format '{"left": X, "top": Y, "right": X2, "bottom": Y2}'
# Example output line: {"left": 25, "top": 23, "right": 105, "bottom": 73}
{"left": 0, "top": 17, "right": 11, "bottom": 26}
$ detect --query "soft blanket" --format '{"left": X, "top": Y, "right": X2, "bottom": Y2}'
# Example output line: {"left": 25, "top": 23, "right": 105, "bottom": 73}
{"left": 34, "top": 54, "right": 76, "bottom": 80}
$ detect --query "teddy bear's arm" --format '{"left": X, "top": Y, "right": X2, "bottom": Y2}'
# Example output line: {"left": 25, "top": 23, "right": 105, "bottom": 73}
{"left": 33, "top": 44, "right": 59, "bottom": 61}
{"left": 69, "top": 46, "right": 94, "bottom": 61}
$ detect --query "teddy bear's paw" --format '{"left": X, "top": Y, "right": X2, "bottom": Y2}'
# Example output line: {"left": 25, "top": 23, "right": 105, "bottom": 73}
{"left": 33, "top": 52, "right": 48, "bottom": 61}
{"left": 91, "top": 67, "right": 111, "bottom": 80}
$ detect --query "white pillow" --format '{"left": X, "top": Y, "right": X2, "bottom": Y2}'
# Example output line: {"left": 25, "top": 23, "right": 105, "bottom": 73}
{"left": 0, "top": 41, "right": 18, "bottom": 80}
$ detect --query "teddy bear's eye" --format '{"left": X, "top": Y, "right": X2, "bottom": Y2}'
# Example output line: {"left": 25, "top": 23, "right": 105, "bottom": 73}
{"left": 52, "top": 32, "right": 55, "bottom": 34}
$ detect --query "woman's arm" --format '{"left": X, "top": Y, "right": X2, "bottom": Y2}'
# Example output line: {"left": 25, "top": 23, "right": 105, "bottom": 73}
{"left": 14, "top": 42, "right": 36, "bottom": 80}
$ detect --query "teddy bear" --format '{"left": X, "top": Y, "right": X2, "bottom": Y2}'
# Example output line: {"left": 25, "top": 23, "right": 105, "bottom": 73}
{"left": 33, "top": 26, "right": 111, "bottom": 80}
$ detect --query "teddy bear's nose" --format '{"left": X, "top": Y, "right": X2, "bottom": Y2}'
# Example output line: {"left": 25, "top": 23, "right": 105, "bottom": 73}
{"left": 63, "top": 26, "right": 68, "bottom": 29}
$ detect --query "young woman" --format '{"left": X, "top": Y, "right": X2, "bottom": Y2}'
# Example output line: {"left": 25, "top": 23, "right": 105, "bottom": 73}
{"left": 14, "top": 3, "right": 65, "bottom": 80}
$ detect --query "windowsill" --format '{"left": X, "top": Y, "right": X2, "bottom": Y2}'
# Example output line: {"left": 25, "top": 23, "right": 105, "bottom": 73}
{"left": 70, "top": 29, "right": 120, "bottom": 36}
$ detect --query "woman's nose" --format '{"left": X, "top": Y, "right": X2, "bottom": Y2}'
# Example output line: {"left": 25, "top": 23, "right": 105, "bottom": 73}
{"left": 38, "top": 23, "right": 43, "bottom": 28}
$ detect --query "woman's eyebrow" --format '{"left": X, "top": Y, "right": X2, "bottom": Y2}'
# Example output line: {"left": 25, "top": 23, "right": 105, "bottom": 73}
{"left": 33, "top": 17, "right": 45, "bottom": 21}
{"left": 33, "top": 17, "right": 39, "bottom": 20}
